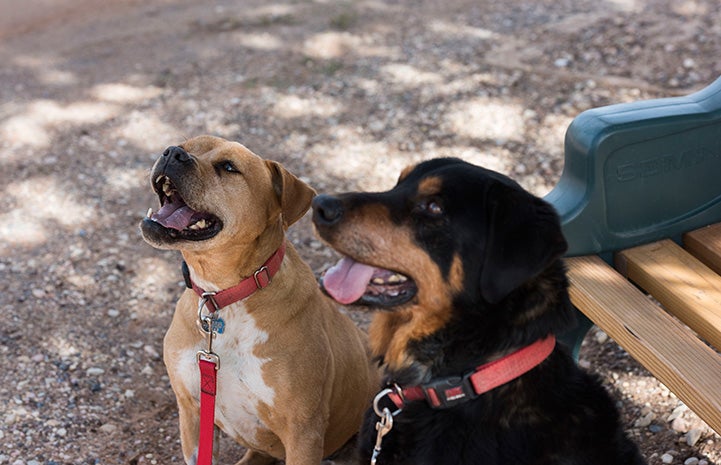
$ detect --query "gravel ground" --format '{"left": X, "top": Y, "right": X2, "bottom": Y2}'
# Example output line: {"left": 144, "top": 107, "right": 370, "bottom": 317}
{"left": 1, "top": 0, "right": 720, "bottom": 464}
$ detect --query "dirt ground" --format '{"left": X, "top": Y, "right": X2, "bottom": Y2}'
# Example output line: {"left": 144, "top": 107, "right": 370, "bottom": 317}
{"left": 1, "top": 0, "right": 721, "bottom": 464}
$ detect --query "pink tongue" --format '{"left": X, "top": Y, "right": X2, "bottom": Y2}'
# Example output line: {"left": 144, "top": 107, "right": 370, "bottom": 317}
{"left": 322, "top": 257, "right": 377, "bottom": 305}
{"left": 152, "top": 199, "right": 197, "bottom": 231}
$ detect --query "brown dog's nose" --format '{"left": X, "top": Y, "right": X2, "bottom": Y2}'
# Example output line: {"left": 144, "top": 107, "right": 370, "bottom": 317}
{"left": 312, "top": 194, "right": 344, "bottom": 226}
{"left": 163, "top": 146, "right": 191, "bottom": 163}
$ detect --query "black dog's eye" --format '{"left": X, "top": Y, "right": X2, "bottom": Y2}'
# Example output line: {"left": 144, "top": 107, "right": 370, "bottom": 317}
{"left": 217, "top": 161, "right": 240, "bottom": 173}
{"left": 418, "top": 199, "right": 444, "bottom": 216}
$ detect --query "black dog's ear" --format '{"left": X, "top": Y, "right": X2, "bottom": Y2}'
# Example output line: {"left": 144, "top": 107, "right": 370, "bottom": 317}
{"left": 480, "top": 183, "right": 567, "bottom": 304}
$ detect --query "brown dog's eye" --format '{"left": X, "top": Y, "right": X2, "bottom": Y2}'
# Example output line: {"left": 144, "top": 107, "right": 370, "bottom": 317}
{"left": 218, "top": 161, "right": 240, "bottom": 173}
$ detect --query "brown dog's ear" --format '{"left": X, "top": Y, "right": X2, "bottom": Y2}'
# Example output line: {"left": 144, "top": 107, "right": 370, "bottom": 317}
{"left": 265, "top": 160, "right": 316, "bottom": 228}
{"left": 480, "top": 184, "right": 567, "bottom": 304}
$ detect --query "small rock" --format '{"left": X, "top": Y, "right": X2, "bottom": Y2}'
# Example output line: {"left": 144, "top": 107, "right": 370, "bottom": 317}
{"left": 143, "top": 345, "right": 160, "bottom": 359}
{"left": 86, "top": 367, "right": 104, "bottom": 376}
{"left": 99, "top": 423, "right": 117, "bottom": 433}
{"left": 31, "top": 289, "right": 46, "bottom": 299}
{"left": 649, "top": 424, "right": 663, "bottom": 433}
{"left": 56, "top": 427, "right": 67, "bottom": 437}
{"left": 661, "top": 454, "right": 674, "bottom": 464}
{"left": 107, "top": 309, "right": 120, "bottom": 318}
{"left": 672, "top": 416, "right": 689, "bottom": 433}
{"left": 684, "top": 458, "right": 699, "bottom": 465}
{"left": 27, "top": 461, "right": 40, "bottom": 465}
{"left": 595, "top": 330, "right": 608, "bottom": 344}
{"left": 668, "top": 404, "right": 688, "bottom": 422}
{"left": 635, "top": 412, "right": 655, "bottom": 428}
{"left": 686, "top": 428, "right": 703, "bottom": 446}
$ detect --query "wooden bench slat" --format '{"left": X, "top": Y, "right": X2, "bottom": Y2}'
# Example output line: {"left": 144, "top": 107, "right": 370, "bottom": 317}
{"left": 566, "top": 255, "right": 721, "bottom": 435}
{"left": 615, "top": 239, "right": 721, "bottom": 349}
{"left": 684, "top": 222, "right": 721, "bottom": 276}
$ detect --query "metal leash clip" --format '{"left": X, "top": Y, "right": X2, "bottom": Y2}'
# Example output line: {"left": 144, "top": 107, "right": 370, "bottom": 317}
{"left": 196, "top": 292, "right": 220, "bottom": 370}
{"left": 369, "top": 387, "right": 402, "bottom": 465}
{"left": 370, "top": 407, "right": 393, "bottom": 465}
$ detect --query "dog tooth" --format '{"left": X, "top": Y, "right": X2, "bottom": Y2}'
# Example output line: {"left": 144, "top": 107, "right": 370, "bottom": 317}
{"left": 146, "top": 207, "right": 153, "bottom": 218}
{"left": 388, "top": 274, "right": 404, "bottom": 284}
{"left": 372, "top": 277, "right": 385, "bottom": 285}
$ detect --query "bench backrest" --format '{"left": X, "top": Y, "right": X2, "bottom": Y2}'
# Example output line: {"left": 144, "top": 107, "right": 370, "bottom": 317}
{"left": 545, "top": 77, "right": 721, "bottom": 258}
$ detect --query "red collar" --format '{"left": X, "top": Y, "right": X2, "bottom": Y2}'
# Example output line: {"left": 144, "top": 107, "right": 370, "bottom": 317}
{"left": 183, "top": 242, "right": 286, "bottom": 312}
{"left": 386, "top": 335, "right": 556, "bottom": 410}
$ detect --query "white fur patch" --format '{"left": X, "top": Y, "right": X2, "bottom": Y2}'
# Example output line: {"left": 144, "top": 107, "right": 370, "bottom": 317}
{"left": 176, "top": 270, "right": 276, "bottom": 447}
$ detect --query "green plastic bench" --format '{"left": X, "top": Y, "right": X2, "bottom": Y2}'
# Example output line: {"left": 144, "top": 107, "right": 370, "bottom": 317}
{"left": 545, "top": 76, "right": 721, "bottom": 435}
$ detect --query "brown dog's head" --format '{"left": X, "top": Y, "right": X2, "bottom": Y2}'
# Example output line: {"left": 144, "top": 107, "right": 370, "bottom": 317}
{"left": 140, "top": 135, "right": 315, "bottom": 253}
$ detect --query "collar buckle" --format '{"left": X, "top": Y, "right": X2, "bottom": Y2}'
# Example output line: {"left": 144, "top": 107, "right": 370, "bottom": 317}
{"left": 253, "top": 266, "right": 272, "bottom": 289}
{"left": 422, "top": 372, "right": 477, "bottom": 409}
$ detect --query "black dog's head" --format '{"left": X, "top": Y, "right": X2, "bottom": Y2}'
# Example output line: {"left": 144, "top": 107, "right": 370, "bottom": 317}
{"left": 313, "top": 158, "right": 567, "bottom": 306}
{"left": 312, "top": 158, "right": 570, "bottom": 373}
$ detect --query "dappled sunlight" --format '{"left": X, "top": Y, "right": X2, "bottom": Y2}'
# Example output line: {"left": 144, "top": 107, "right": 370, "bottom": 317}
{"left": 303, "top": 31, "right": 362, "bottom": 59}
{"left": 302, "top": 31, "right": 399, "bottom": 60}
{"left": 428, "top": 20, "right": 495, "bottom": 40}
{"left": 130, "top": 257, "right": 179, "bottom": 319}
{"left": 271, "top": 94, "right": 343, "bottom": 119}
{"left": 114, "top": 110, "right": 183, "bottom": 151}
{"left": 309, "top": 126, "right": 409, "bottom": 190}
{"left": 0, "top": 176, "right": 92, "bottom": 249}
{"left": 444, "top": 97, "right": 526, "bottom": 143}
{"left": 103, "top": 167, "right": 150, "bottom": 195}
{"left": 91, "top": 83, "right": 163, "bottom": 104}
{"left": 606, "top": 0, "right": 643, "bottom": 12}
{"left": 380, "top": 63, "right": 443, "bottom": 88}
{"left": 535, "top": 113, "right": 573, "bottom": 158}
{"left": 234, "top": 32, "right": 284, "bottom": 51}
{"left": 1, "top": 99, "right": 120, "bottom": 149}
{"left": 12, "top": 53, "right": 77, "bottom": 86}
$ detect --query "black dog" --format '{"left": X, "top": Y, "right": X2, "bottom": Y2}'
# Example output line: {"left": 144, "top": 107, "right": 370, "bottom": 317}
{"left": 312, "top": 158, "right": 645, "bottom": 465}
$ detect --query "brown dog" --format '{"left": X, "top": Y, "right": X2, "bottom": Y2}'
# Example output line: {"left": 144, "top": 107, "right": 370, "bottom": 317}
{"left": 139, "top": 135, "right": 378, "bottom": 465}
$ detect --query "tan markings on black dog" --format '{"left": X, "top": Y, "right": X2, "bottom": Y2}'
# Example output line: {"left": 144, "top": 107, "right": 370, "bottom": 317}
{"left": 322, "top": 201, "right": 457, "bottom": 371}
{"left": 417, "top": 175, "right": 443, "bottom": 196}
{"left": 397, "top": 164, "right": 415, "bottom": 183}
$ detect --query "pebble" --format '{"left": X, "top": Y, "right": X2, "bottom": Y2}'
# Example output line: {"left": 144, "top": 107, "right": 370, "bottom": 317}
{"left": 684, "top": 458, "right": 699, "bottom": 465}
{"left": 635, "top": 412, "right": 655, "bottom": 427}
{"left": 661, "top": 453, "right": 674, "bottom": 464}
{"left": 672, "top": 416, "right": 689, "bottom": 433}
{"left": 99, "top": 423, "right": 117, "bottom": 433}
{"left": 107, "top": 309, "right": 120, "bottom": 317}
{"left": 86, "top": 367, "right": 105, "bottom": 376}
{"left": 686, "top": 428, "right": 703, "bottom": 446}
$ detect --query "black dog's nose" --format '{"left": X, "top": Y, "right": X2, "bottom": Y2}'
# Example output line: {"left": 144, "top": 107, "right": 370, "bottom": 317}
{"left": 163, "top": 146, "right": 191, "bottom": 163}
{"left": 312, "top": 194, "right": 344, "bottom": 226}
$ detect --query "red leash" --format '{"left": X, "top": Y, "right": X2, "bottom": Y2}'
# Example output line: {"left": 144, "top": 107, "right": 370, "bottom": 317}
{"left": 191, "top": 244, "right": 286, "bottom": 465}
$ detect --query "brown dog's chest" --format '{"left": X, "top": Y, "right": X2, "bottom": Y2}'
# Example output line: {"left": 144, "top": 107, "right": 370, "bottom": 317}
{"left": 168, "top": 301, "right": 278, "bottom": 449}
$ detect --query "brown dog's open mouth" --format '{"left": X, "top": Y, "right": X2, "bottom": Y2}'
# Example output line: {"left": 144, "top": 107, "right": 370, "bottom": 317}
{"left": 144, "top": 175, "right": 222, "bottom": 241}
{"left": 321, "top": 256, "right": 417, "bottom": 307}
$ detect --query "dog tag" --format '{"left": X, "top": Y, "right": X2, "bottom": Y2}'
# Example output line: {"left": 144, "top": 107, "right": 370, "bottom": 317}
{"left": 200, "top": 317, "right": 225, "bottom": 335}
{"left": 370, "top": 408, "right": 393, "bottom": 465}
